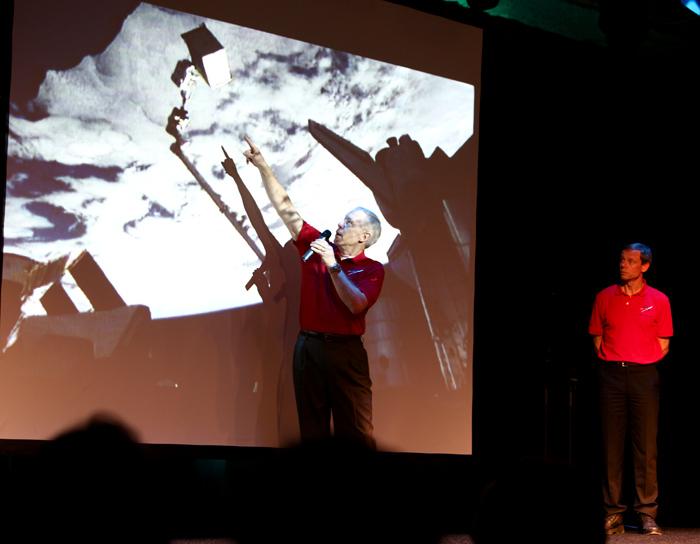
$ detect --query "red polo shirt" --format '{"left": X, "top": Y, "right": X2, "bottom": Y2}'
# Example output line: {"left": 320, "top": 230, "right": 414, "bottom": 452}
{"left": 294, "top": 222, "right": 384, "bottom": 335}
{"left": 589, "top": 282, "right": 673, "bottom": 364}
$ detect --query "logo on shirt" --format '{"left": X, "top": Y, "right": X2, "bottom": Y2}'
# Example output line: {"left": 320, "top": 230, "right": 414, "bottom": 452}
{"left": 640, "top": 305, "right": 654, "bottom": 313}
{"left": 346, "top": 269, "right": 364, "bottom": 276}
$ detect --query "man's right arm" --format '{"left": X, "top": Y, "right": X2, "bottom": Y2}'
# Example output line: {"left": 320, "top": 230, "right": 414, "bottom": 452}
{"left": 243, "top": 136, "right": 303, "bottom": 240}
{"left": 592, "top": 335, "right": 603, "bottom": 358}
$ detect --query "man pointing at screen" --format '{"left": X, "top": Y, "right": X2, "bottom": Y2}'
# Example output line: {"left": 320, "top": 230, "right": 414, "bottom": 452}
{"left": 222, "top": 136, "right": 384, "bottom": 448}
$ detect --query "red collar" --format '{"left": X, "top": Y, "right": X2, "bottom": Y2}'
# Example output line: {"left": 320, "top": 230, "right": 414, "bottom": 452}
{"left": 616, "top": 280, "right": 647, "bottom": 296}
{"left": 332, "top": 245, "right": 367, "bottom": 263}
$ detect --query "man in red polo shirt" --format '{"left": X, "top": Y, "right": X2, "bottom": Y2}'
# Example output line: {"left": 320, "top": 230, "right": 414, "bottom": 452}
{"left": 222, "top": 136, "right": 384, "bottom": 448}
{"left": 589, "top": 242, "right": 673, "bottom": 536}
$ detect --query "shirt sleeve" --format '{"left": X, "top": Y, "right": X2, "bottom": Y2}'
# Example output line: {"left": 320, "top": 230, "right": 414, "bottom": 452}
{"left": 589, "top": 292, "right": 604, "bottom": 336}
{"left": 293, "top": 221, "right": 319, "bottom": 256}
{"left": 353, "top": 261, "right": 385, "bottom": 309}
{"left": 656, "top": 295, "right": 673, "bottom": 337}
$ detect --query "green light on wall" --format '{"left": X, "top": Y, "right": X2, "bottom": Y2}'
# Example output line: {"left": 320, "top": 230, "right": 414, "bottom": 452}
{"left": 440, "top": 0, "right": 521, "bottom": 20}
{"left": 442, "top": 0, "right": 500, "bottom": 9}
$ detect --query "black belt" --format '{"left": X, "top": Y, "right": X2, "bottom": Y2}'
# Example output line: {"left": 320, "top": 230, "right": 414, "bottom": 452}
{"left": 606, "top": 361, "right": 645, "bottom": 367}
{"left": 300, "top": 330, "right": 360, "bottom": 342}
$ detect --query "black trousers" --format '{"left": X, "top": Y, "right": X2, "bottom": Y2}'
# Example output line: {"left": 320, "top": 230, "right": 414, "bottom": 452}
{"left": 598, "top": 362, "right": 660, "bottom": 518}
{"left": 293, "top": 331, "right": 374, "bottom": 448}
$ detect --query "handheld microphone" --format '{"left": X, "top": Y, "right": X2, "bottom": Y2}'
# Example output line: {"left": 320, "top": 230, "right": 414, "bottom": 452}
{"left": 302, "top": 230, "right": 332, "bottom": 262}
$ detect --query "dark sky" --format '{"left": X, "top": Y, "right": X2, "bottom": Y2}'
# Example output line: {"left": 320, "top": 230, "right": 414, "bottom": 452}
{"left": 8, "top": 0, "right": 140, "bottom": 105}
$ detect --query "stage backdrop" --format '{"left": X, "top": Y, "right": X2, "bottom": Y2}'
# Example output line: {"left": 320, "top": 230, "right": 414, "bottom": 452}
{"left": 1, "top": 0, "right": 481, "bottom": 454}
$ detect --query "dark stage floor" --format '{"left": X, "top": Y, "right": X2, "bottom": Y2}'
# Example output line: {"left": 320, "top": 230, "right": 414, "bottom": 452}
{"left": 440, "top": 530, "right": 700, "bottom": 543}
{"left": 172, "top": 528, "right": 700, "bottom": 544}
{"left": 605, "top": 528, "right": 700, "bottom": 543}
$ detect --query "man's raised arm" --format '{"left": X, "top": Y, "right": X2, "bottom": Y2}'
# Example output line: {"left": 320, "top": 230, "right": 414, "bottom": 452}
{"left": 222, "top": 135, "right": 303, "bottom": 240}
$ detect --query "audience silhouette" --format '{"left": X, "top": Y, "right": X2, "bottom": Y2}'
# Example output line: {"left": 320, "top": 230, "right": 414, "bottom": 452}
{"left": 228, "top": 435, "right": 445, "bottom": 544}
{"left": 14, "top": 414, "right": 168, "bottom": 543}
{"left": 472, "top": 457, "right": 605, "bottom": 544}
{"left": 2, "top": 416, "right": 613, "bottom": 543}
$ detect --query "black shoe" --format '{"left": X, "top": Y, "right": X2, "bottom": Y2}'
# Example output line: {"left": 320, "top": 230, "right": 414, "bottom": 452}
{"left": 640, "top": 514, "right": 663, "bottom": 536}
{"left": 604, "top": 513, "right": 625, "bottom": 536}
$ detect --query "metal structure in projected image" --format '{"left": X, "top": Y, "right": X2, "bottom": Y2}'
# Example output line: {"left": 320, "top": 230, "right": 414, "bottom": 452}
{"left": 166, "top": 24, "right": 265, "bottom": 265}
{"left": 1, "top": 251, "right": 151, "bottom": 360}
{"left": 309, "top": 121, "right": 474, "bottom": 392}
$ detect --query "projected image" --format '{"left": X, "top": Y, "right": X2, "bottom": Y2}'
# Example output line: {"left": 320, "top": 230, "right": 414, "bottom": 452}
{"left": 1, "top": 0, "right": 479, "bottom": 453}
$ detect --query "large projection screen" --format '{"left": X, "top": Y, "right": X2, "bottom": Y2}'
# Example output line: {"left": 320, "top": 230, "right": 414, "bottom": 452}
{"left": 1, "top": 0, "right": 481, "bottom": 454}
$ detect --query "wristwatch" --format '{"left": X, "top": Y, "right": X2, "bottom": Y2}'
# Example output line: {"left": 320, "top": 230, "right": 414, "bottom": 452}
{"left": 328, "top": 263, "right": 342, "bottom": 274}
